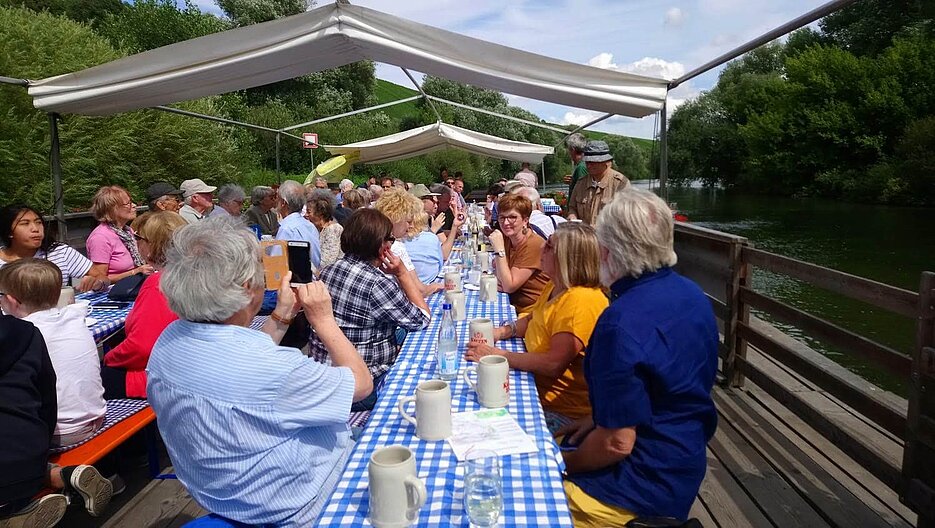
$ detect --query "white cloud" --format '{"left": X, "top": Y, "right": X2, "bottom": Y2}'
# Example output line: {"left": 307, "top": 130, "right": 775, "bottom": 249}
{"left": 587, "top": 53, "right": 686, "bottom": 81}
{"left": 664, "top": 7, "right": 684, "bottom": 26}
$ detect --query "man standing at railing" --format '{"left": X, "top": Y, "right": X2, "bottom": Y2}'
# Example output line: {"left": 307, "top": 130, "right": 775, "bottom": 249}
{"left": 563, "top": 133, "right": 588, "bottom": 198}
{"left": 566, "top": 140, "right": 629, "bottom": 225}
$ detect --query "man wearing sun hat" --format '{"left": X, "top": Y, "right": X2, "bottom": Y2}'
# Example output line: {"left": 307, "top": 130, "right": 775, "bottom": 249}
{"left": 178, "top": 178, "right": 217, "bottom": 224}
{"left": 567, "top": 140, "right": 629, "bottom": 225}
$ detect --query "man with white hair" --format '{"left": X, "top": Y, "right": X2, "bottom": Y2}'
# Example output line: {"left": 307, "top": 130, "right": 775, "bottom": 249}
{"left": 512, "top": 186, "right": 566, "bottom": 239}
{"left": 558, "top": 189, "right": 717, "bottom": 526}
{"left": 314, "top": 177, "right": 328, "bottom": 189}
{"left": 567, "top": 140, "right": 629, "bottom": 225}
{"left": 514, "top": 162, "right": 538, "bottom": 188}
{"left": 148, "top": 216, "right": 372, "bottom": 527}
{"left": 178, "top": 178, "right": 217, "bottom": 224}
{"left": 209, "top": 184, "right": 246, "bottom": 218}
{"left": 275, "top": 180, "right": 321, "bottom": 268}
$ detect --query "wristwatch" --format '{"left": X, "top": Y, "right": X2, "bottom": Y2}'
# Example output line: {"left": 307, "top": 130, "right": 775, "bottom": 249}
{"left": 495, "top": 250, "right": 506, "bottom": 258}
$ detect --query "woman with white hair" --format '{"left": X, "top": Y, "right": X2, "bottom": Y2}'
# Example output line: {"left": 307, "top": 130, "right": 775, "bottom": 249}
{"left": 147, "top": 216, "right": 372, "bottom": 526}
{"left": 557, "top": 188, "right": 718, "bottom": 527}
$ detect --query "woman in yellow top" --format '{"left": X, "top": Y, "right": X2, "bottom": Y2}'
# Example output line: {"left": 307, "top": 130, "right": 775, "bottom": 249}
{"left": 466, "top": 222, "right": 608, "bottom": 432}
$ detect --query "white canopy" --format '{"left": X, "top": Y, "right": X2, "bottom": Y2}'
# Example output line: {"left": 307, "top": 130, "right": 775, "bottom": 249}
{"left": 324, "top": 122, "right": 554, "bottom": 165}
{"left": 27, "top": 3, "right": 668, "bottom": 117}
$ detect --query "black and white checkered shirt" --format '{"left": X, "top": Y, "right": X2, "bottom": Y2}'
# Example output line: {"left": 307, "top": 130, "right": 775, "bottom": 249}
{"left": 309, "top": 255, "right": 430, "bottom": 378}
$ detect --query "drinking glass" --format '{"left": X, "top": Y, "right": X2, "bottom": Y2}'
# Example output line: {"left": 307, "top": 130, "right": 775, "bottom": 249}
{"left": 463, "top": 449, "right": 502, "bottom": 527}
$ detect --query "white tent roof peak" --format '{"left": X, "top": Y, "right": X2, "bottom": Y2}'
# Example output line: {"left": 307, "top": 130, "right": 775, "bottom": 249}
{"left": 324, "top": 122, "right": 554, "bottom": 165}
{"left": 28, "top": 3, "right": 669, "bottom": 117}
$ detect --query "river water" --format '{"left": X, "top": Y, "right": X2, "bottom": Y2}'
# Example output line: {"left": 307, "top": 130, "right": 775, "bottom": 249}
{"left": 660, "top": 184, "right": 935, "bottom": 395}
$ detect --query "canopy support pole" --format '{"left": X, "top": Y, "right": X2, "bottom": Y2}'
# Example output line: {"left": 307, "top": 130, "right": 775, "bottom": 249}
{"left": 275, "top": 133, "right": 281, "bottom": 183}
{"left": 659, "top": 98, "right": 668, "bottom": 203}
{"left": 48, "top": 113, "right": 66, "bottom": 242}
{"left": 401, "top": 68, "right": 443, "bottom": 122}
{"left": 552, "top": 113, "right": 615, "bottom": 150}
{"left": 281, "top": 95, "right": 421, "bottom": 132}
{"left": 669, "top": 0, "right": 860, "bottom": 89}
{"left": 426, "top": 95, "right": 569, "bottom": 134}
{"left": 154, "top": 105, "right": 307, "bottom": 142}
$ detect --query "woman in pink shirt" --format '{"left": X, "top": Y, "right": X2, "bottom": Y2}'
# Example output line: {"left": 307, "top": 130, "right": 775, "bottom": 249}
{"left": 85, "top": 186, "right": 154, "bottom": 283}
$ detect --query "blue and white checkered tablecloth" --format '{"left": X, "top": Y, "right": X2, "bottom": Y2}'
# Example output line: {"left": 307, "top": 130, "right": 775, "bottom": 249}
{"left": 77, "top": 291, "right": 134, "bottom": 343}
{"left": 542, "top": 203, "right": 562, "bottom": 215}
{"left": 317, "top": 274, "right": 573, "bottom": 527}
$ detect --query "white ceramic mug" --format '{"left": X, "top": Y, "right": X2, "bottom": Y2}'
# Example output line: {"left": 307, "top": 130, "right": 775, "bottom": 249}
{"left": 476, "top": 251, "right": 490, "bottom": 273}
{"left": 73, "top": 299, "right": 93, "bottom": 316}
{"left": 397, "top": 380, "right": 452, "bottom": 441}
{"left": 463, "top": 355, "right": 511, "bottom": 408}
{"left": 368, "top": 446, "right": 427, "bottom": 528}
{"left": 57, "top": 287, "right": 75, "bottom": 309}
{"left": 479, "top": 275, "right": 498, "bottom": 302}
{"left": 468, "top": 318, "right": 495, "bottom": 348}
{"left": 445, "top": 291, "right": 466, "bottom": 321}
{"left": 444, "top": 271, "right": 462, "bottom": 293}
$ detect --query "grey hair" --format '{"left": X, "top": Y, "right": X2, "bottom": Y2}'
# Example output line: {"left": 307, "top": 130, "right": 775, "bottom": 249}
{"left": 339, "top": 179, "right": 354, "bottom": 192}
{"left": 183, "top": 195, "right": 194, "bottom": 206}
{"left": 217, "top": 184, "right": 245, "bottom": 205}
{"left": 278, "top": 180, "right": 306, "bottom": 213}
{"left": 514, "top": 186, "right": 541, "bottom": 208}
{"left": 429, "top": 183, "right": 452, "bottom": 197}
{"left": 565, "top": 133, "right": 587, "bottom": 154}
{"left": 595, "top": 188, "right": 677, "bottom": 283}
{"left": 358, "top": 187, "right": 372, "bottom": 204}
{"left": 251, "top": 185, "right": 275, "bottom": 203}
{"left": 161, "top": 215, "right": 265, "bottom": 323}
{"left": 314, "top": 177, "right": 328, "bottom": 187}
{"left": 369, "top": 184, "right": 383, "bottom": 200}
{"left": 307, "top": 188, "right": 337, "bottom": 220}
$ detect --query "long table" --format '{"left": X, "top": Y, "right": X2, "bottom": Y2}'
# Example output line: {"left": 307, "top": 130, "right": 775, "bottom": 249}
{"left": 316, "top": 283, "right": 573, "bottom": 527}
{"left": 77, "top": 291, "right": 134, "bottom": 343}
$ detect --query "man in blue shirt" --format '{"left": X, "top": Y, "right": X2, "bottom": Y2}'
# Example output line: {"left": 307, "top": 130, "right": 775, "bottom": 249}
{"left": 148, "top": 216, "right": 372, "bottom": 527}
{"left": 275, "top": 180, "right": 321, "bottom": 269}
{"left": 558, "top": 188, "right": 718, "bottom": 526}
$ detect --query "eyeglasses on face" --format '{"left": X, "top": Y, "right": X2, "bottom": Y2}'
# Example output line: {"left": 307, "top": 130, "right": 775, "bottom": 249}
{"left": 384, "top": 235, "right": 396, "bottom": 243}
{"left": 499, "top": 214, "right": 522, "bottom": 223}
{"left": 134, "top": 234, "right": 148, "bottom": 242}
{"left": 382, "top": 184, "right": 393, "bottom": 189}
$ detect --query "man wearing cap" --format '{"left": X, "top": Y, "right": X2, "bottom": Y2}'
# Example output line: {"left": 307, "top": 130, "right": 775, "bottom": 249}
{"left": 146, "top": 182, "right": 183, "bottom": 213}
{"left": 179, "top": 178, "right": 217, "bottom": 224}
{"left": 567, "top": 140, "right": 629, "bottom": 225}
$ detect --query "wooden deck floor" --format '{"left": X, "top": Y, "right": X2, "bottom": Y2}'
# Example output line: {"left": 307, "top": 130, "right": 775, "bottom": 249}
{"left": 87, "top": 346, "right": 917, "bottom": 528}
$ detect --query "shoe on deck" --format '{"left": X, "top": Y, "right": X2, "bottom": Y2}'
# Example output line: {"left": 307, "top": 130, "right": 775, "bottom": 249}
{"left": 0, "top": 494, "right": 68, "bottom": 528}
{"left": 68, "top": 466, "right": 113, "bottom": 517}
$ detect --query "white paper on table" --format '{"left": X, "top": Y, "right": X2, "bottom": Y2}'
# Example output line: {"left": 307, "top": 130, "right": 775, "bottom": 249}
{"left": 447, "top": 408, "right": 539, "bottom": 461}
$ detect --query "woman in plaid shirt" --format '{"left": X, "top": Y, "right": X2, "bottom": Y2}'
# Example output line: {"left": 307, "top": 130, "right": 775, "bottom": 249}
{"left": 308, "top": 209, "right": 431, "bottom": 411}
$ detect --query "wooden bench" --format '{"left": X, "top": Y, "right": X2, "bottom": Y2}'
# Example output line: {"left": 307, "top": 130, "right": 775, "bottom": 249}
{"left": 50, "top": 407, "right": 159, "bottom": 476}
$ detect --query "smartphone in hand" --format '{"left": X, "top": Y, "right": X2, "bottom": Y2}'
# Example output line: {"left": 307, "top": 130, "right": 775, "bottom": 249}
{"left": 286, "top": 241, "right": 314, "bottom": 287}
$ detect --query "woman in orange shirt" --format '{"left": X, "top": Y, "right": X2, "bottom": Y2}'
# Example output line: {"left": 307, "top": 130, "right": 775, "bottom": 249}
{"left": 467, "top": 222, "right": 608, "bottom": 432}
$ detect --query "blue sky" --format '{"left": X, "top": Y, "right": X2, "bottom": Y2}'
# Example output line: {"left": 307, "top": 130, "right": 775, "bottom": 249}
{"left": 194, "top": 0, "right": 829, "bottom": 138}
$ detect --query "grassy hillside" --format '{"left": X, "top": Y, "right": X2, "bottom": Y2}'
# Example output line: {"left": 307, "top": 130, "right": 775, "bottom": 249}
{"left": 373, "top": 79, "right": 420, "bottom": 120}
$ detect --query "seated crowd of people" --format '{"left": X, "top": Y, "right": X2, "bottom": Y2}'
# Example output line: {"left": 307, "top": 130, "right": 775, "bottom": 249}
{"left": 0, "top": 137, "right": 718, "bottom": 528}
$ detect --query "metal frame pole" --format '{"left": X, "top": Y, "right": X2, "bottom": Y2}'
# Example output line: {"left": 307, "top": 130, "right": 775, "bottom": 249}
{"left": 659, "top": 98, "right": 668, "bottom": 202}
{"left": 49, "top": 113, "right": 67, "bottom": 242}
{"left": 275, "top": 133, "right": 282, "bottom": 183}
{"left": 401, "top": 68, "right": 444, "bottom": 122}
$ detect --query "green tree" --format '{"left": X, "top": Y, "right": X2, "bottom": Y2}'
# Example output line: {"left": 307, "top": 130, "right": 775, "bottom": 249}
{"left": 0, "top": 0, "right": 124, "bottom": 28}
{"left": 96, "top": 0, "right": 229, "bottom": 53}
{"left": 820, "top": 0, "right": 929, "bottom": 56}
{"left": 0, "top": 6, "right": 252, "bottom": 209}
{"left": 216, "top": 0, "right": 304, "bottom": 26}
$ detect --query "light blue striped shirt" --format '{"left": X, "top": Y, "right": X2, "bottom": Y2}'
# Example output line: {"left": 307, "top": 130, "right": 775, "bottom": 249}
{"left": 147, "top": 320, "right": 354, "bottom": 526}
{"left": 403, "top": 230, "right": 444, "bottom": 284}
{"left": 276, "top": 212, "right": 322, "bottom": 268}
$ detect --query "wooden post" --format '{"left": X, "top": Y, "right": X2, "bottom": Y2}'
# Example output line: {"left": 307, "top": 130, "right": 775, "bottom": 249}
{"left": 902, "top": 271, "right": 935, "bottom": 528}
{"left": 723, "top": 238, "right": 751, "bottom": 388}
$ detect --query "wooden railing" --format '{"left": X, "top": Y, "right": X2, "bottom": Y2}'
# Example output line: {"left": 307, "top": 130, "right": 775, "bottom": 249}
{"left": 672, "top": 222, "right": 934, "bottom": 528}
